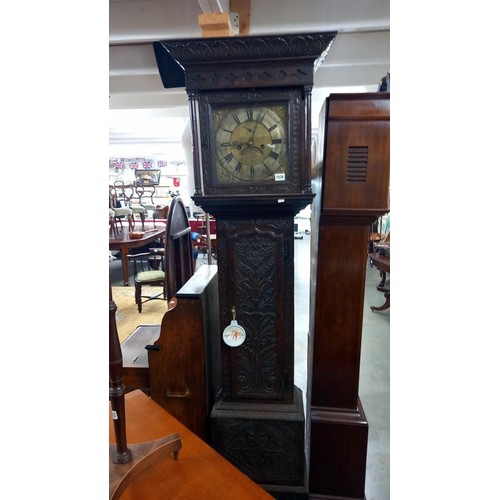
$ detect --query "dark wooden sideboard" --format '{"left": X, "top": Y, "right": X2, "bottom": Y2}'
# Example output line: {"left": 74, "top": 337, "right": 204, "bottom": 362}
{"left": 308, "top": 93, "right": 390, "bottom": 499}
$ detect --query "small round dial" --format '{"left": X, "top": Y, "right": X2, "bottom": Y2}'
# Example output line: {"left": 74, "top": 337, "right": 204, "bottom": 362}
{"left": 214, "top": 105, "right": 288, "bottom": 182}
{"left": 222, "top": 321, "right": 246, "bottom": 347}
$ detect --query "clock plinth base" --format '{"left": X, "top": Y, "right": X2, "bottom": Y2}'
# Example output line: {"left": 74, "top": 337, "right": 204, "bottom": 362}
{"left": 210, "top": 386, "right": 307, "bottom": 497}
{"left": 309, "top": 399, "right": 369, "bottom": 499}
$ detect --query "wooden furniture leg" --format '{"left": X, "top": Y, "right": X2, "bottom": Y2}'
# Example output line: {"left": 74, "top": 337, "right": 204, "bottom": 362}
{"left": 119, "top": 244, "right": 130, "bottom": 286}
{"left": 370, "top": 282, "right": 390, "bottom": 312}
{"left": 109, "top": 435, "right": 182, "bottom": 500}
{"left": 378, "top": 269, "right": 387, "bottom": 287}
{"left": 109, "top": 281, "right": 182, "bottom": 499}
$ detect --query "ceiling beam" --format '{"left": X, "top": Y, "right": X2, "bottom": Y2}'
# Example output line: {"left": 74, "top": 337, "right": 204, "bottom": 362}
{"left": 198, "top": 0, "right": 250, "bottom": 36}
{"left": 199, "top": 12, "right": 240, "bottom": 37}
{"left": 231, "top": 0, "right": 251, "bottom": 35}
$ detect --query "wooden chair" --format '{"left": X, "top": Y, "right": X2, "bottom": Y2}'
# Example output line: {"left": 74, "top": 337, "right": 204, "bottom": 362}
{"left": 113, "top": 180, "right": 147, "bottom": 231}
{"left": 127, "top": 184, "right": 147, "bottom": 231}
{"left": 136, "top": 184, "right": 158, "bottom": 227}
{"left": 128, "top": 196, "right": 194, "bottom": 313}
{"left": 109, "top": 208, "right": 118, "bottom": 236}
{"left": 109, "top": 184, "right": 133, "bottom": 231}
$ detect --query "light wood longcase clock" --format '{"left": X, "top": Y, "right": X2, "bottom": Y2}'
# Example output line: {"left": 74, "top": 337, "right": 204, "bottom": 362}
{"left": 157, "top": 32, "right": 336, "bottom": 498}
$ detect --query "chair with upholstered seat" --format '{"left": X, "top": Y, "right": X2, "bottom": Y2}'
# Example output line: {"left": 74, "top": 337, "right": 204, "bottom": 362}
{"left": 109, "top": 208, "right": 118, "bottom": 236}
{"left": 135, "top": 184, "right": 158, "bottom": 228}
{"left": 109, "top": 184, "right": 133, "bottom": 231}
{"left": 127, "top": 184, "right": 147, "bottom": 231}
{"left": 127, "top": 249, "right": 167, "bottom": 313}
{"left": 113, "top": 180, "right": 147, "bottom": 230}
{"left": 127, "top": 196, "right": 194, "bottom": 313}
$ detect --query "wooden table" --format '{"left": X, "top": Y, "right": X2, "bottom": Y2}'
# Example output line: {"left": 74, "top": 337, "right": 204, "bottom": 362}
{"left": 109, "top": 223, "right": 166, "bottom": 285}
{"left": 368, "top": 251, "right": 390, "bottom": 311}
{"left": 109, "top": 390, "right": 273, "bottom": 499}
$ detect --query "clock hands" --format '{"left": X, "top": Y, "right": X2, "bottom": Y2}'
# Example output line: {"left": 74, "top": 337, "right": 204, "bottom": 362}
{"left": 247, "top": 123, "right": 259, "bottom": 146}
{"left": 249, "top": 109, "right": 268, "bottom": 142}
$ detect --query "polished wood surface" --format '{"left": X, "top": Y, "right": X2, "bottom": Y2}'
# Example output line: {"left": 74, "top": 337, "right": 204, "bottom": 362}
{"left": 109, "top": 390, "right": 273, "bottom": 499}
{"left": 309, "top": 93, "right": 390, "bottom": 498}
{"left": 311, "top": 225, "right": 371, "bottom": 409}
{"left": 109, "top": 223, "right": 165, "bottom": 285}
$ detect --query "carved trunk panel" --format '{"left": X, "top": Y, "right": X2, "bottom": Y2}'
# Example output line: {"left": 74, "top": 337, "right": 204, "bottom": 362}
{"left": 217, "top": 217, "right": 295, "bottom": 401}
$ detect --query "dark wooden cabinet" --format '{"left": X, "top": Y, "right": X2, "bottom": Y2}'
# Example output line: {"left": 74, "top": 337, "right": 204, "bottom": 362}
{"left": 308, "top": 93, "right": 390, "bottom": 499}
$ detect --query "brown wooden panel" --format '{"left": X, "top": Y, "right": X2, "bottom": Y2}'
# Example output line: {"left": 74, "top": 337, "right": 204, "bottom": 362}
{"left": 309, "top": 402, "right": 368, "bottom": 499}
{"left": 310, "top": 224, "right": 369, "bottom": 410}
{"left": 327, "top": 93, "right": 389, "bottom": 119}
{"left": 121, "top": 367, "right": 150, "bottom": 393}
{"left": 147, "top": 265, "right": 220, "bottom": 441}
{"left": 148, "top": 297, "right": 208, "bottom": 438}
{"left": 322, "top": 94, "right": 390, "bottom": 211}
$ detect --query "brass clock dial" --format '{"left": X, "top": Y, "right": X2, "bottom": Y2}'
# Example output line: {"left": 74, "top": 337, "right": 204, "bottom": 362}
{"left": 214, "top": 104, "right": 288, "bottom": 183}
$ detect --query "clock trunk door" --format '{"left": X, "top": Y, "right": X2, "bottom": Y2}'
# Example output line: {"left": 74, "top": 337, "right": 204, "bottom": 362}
{"left": 220, "top": 218, "right": 295, "bottom": 401}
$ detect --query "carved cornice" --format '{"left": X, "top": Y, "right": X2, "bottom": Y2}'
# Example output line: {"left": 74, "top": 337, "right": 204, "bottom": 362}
{"left": 159, "top": 31, "right": 337, "bottom": 91}
{"left": 159, "top": 32, "right": 337, "bottom": 66}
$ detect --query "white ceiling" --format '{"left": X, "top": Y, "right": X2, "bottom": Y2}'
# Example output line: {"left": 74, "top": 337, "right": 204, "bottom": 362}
{"left": 109, "top": 0, "right": 390, "bottom": 153}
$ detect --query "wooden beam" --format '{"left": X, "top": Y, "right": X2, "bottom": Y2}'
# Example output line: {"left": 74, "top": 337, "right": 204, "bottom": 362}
{"left": 198, "top": 12, "right": 238, "bottom": 37}
{"left": 230, "top": 0, "right": 250, "bottom": 35}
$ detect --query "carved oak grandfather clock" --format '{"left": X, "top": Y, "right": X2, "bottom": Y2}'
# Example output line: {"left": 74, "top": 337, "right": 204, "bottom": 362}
{"left": 157, "top": 32, "right": 336, "bottom": 496}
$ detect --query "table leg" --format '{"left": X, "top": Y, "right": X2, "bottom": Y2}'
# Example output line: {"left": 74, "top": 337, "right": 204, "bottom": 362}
{"left": 378, "top": 270, "right": 387, "bottom": 287}
{"left": 370, "top": 292, "right": 390, "bottom": 312}
{"left": 121, "top": 244, "right": 130, "bottom": 286}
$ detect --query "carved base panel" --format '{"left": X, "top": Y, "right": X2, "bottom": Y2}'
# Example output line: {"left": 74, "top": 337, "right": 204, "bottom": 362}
{"left": 309, "top": 399, "right": 368, "bottom": 499}
{"left": 210, "top": 386, "right": 306, "bottom": 494}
